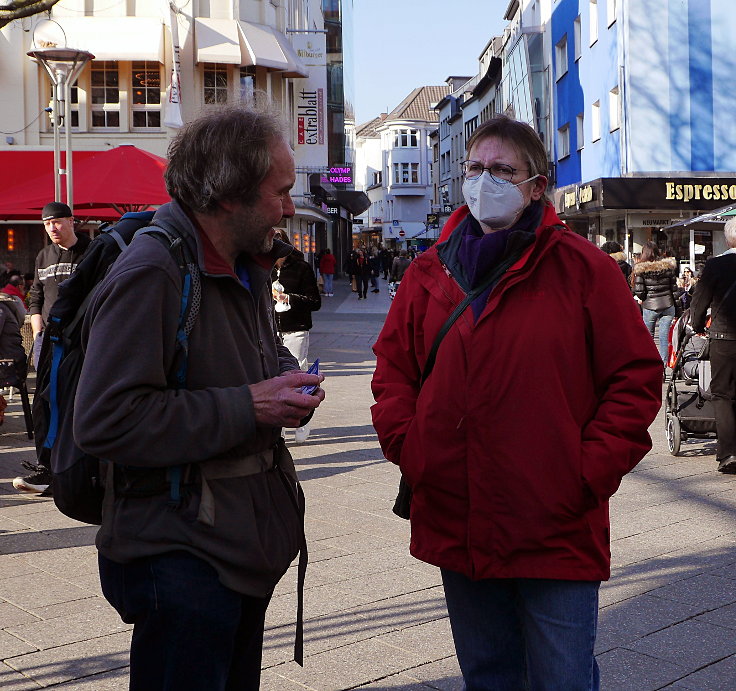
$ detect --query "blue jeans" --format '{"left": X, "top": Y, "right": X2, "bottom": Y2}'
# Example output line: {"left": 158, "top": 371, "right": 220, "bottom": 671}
{"left": 441, "top": 570, "right": 600, "bottom": 691}
{"left": 323, "top": 273, "right": 333, "bottom": 294}
{"left": 642, "top": 305, "right": 675, "bottom": 363}
{"left": 99, "top": 551, "right": 271, "bottom": 691}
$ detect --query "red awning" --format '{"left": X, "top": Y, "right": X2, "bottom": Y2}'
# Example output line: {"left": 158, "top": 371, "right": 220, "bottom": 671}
{"left": 0, "top": 145, "right": 170, "bottom": 220}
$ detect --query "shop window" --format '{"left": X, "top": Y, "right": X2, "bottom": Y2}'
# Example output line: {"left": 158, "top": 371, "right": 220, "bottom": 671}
{"left": 204, "top": 64, "right": 228, "bottom": 104}
{"left": 609, "top": 86, "right": 620, "bottom": 131}
{"left": 607, "top": 0, "right": 617, "bottom": 27}
{"left": 393, "top": 128, "right": 418, "bottom": 148}
{"left": 393, "top": 162, "right": 419, "bottom": 184}
{"left": 591, "top": 100, "right": 601, "bottom": 141}
{"left": 589, "top": 0, "right": 598, "bottom": 45}
{"left": 91, "top": 61, "right": 120, "bottom": 129}
{"left": 555, "top": 35, "right": 568, "bottom": 79}
{"left": 131, "top": 61, "right": 161, "bottom": 129}
{"left": 576, "top": 113, "right": 584, "bottom": 150}
{"left": 557, "top": 124, "right": 570, "bottom": 159}
{"left": 239, "top": 66, "right": 256, "bottom": 102}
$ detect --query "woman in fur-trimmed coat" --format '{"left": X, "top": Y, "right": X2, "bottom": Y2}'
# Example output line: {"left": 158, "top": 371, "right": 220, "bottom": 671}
{"left": 633, "top": 241, "right": 678, "bottom": 363}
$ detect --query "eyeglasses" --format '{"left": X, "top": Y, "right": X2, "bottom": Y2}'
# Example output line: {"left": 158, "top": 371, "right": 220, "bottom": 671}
{"left": 461, "top": 160, "right": 529, "bottom": 184}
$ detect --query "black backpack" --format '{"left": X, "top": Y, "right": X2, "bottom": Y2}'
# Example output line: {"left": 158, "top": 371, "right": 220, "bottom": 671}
{"left": 33, "top": 211, "right": 201, "bottom": 524}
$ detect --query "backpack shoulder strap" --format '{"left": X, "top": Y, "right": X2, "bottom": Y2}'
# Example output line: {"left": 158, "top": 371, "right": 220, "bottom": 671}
{"left": 135, "top": 221, "right": 202, "bottom": 508}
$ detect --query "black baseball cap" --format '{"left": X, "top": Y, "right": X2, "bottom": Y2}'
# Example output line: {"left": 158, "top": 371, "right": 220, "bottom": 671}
{"left": 41, "top": 202, "right": 73, "bottom": 221}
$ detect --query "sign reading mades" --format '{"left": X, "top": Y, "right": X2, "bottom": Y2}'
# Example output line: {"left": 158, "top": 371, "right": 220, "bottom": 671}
{"left": 291, "top": 33, "right": 327, "bottom": 168}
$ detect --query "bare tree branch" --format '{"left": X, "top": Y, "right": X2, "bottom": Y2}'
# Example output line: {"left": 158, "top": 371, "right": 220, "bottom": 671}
{"left": 0, "top": 0, "right": 61, "bottom": 30}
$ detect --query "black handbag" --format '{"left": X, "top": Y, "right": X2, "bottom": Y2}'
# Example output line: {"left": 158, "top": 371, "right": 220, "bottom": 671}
{"left": 391, "top": 247, "right": 529, "bottom": 519}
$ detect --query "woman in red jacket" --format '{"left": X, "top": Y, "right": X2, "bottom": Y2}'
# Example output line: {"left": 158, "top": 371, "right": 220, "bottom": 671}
{"left": 371, "top": 116, "right": 663, "bottom": 691}
{"left": 319, "top": 248, "right": 336, "bottom": 296}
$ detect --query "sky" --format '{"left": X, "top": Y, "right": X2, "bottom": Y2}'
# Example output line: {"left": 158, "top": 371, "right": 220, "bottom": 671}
{"left": 351, "top": 0, "right": 509, "bottom": 126}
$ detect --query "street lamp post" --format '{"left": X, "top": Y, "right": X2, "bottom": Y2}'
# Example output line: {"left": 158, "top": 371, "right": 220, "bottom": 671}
{"left": 27, "top": 48, "right": 94, "bottom": 207}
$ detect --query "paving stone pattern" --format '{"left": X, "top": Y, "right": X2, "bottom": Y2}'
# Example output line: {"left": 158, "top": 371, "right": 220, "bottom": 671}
{"left": 1, "top": 275, "right": 735, "bottom": 689}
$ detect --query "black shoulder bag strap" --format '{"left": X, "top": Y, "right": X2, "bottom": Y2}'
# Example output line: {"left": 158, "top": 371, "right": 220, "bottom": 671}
{"left": 392, "top": 244, "right": 529, "bottom": 519}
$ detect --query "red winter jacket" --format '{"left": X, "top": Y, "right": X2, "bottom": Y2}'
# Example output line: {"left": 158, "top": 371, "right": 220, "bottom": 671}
{"left": 319, "top": 252, "right": 336, "bottom": 275}
{"left": 371, "top": 203, "right": 662, "bottom": 582}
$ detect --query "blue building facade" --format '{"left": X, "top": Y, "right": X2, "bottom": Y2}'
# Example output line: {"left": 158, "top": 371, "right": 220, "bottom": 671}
{"left": 550, "top": 0, "right": 736, "bottom": 268}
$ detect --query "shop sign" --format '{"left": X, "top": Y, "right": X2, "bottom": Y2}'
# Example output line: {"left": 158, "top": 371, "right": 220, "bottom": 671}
{"left": 320, "top": 165, "right": 353, "bottom": 185}
{"left": 291, "top": 33, "right": 328, "bottom": 169}
{"left": 561, "top": 183, "right": 597, "bottom": 211}
{"left": 603, "top": 177, "right": 736, "bottom": 210}
{"left": 626, "top": 213, "right": 683, "bottom": 228}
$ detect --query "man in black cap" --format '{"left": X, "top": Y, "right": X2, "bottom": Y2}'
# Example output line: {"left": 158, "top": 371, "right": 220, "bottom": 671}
{"left": 13, "top": 202, "right": 90, "bottom": 494}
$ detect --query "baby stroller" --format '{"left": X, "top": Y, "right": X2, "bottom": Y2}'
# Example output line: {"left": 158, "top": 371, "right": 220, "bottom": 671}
{"left": 664, "top": 309, "right": 717, "bottom": 455}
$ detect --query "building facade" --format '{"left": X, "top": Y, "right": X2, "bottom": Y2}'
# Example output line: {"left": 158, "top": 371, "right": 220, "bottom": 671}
{"left": 354, "top": 85, "right": 448, "bottom": 250}
{"left": 0, "top": 0, "right": 359, "bottom": 272}
{"left": 551, "top": 0, "right": 736, "bottom": 271}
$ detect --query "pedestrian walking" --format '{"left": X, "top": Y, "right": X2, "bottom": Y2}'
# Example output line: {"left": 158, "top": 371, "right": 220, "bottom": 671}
{"left": 12, "top": 201, "right": 90, "bottom": 495}
{"left": 379, "top": 246, "right": 392, "bottom": 280}
{"left": 272, "top": 229, "right": 321, "bottom": 444}
{"left": 633, "top": 241, "right": 678, "bottom": 365}
{"left": 371, "top": 115, "right": 662, "bottom": 691}
{"left": 368, "top": 247, "right": 381, "bottom": 293}
{"left": 319, "top": 248, "right": 336, "bottom": 296}
{"left": 73, "top": 103, "right": 324, "bottom": 690}
{"left": 690, "top": 218, "right": 736, "bottom": 474}
{"left": 353, "top": 248, "right": 371, "bottom": 299}
{"left": 390, "top": 250, "right": 411, "bottom": 283}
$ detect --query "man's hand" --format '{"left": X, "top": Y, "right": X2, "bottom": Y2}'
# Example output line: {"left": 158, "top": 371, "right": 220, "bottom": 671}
{"left": 250, "top": 371, "right": 325, "bottom": 428}
{"left": 30, "top": 313, "right": 43, "bottom": 338}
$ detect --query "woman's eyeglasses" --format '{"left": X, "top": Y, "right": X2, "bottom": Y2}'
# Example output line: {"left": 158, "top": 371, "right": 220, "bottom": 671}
{"left": 461, "top": 160, "right": 529, "bottom": 184}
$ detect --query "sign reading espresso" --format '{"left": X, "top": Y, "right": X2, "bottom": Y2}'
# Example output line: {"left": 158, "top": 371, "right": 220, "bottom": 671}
{"left": 665, "top": 182, "right": 736, "bottom": 204}
{"left": 558, "top": 177, "right": 736, "bottom": 213}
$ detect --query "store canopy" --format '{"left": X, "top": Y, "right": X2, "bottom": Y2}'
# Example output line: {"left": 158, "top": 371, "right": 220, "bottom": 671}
{"left": 239, "top": 22, "right": 308, "bottom": 77}
{"left": 194, "top": 18, "right": 243, "bottom": 65}
{"left": 0, "top": 145, "right": 169, "bottom": 219}
{"left": 44, "top": 17, "right": 165, "bottom": 62}
{"left": 194, "top": 18, "right": 307, "bottom": 76}
{"left": 663, "top": 203, "right": 736, "bottom": 231}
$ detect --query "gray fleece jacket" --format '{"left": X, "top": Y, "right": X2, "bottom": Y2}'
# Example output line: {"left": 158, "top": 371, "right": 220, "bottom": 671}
{"left": 74, "top": 201, "right": 303, "bottom": 597}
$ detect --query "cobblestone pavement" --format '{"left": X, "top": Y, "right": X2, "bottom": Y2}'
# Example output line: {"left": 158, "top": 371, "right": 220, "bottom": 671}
{"left": 1, "top": 274, "right": 735, "bottom": 690}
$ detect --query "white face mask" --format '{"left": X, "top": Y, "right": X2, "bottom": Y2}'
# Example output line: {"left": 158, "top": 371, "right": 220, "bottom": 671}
{"left": 462, "top": 171, "right": 539, "bottom": 230}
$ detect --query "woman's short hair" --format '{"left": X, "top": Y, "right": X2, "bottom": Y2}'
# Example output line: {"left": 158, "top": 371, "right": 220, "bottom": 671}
{"left": 465, "top": 115, "right": 549, "bottom": 200}
{"left": 165, "top": 102, "right": 286, "bottom": 213}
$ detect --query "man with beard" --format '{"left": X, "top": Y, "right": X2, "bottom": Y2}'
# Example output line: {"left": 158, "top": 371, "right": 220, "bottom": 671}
{"left": 73, "top": 104, "right": 325, "bottom": 689}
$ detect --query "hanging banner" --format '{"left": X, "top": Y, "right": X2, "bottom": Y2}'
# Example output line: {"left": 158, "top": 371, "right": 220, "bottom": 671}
{"left": 163, "top": 1, "right": 184, "bottom": 129}
{"left": 290, "top": 33, "right": 327, "bottom": 168}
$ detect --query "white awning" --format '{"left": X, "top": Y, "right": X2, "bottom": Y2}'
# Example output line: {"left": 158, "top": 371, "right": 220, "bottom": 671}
{"left": 194, "top": 17, "right": 243, "bottom": 65}
{"left": 193, "top": 18, "right": 308, "bottom": 75}
{"left": 53, "top": 17, "right": 165, "bottom": 62}
{"left": 238, "top": 21, "right": 308, "bottom": 77}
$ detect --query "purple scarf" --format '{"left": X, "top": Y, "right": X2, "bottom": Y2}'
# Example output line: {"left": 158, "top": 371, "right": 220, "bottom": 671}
{"left": 457, "top": 202, "right": 542, "bottom": 319}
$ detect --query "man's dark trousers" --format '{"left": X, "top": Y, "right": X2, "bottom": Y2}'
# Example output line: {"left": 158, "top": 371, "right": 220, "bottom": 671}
{"left": 710, "top": 339, "right": 736, "bottom": 460}
{"left": 99, "top": 551, "right": 271, "bottom": 690}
